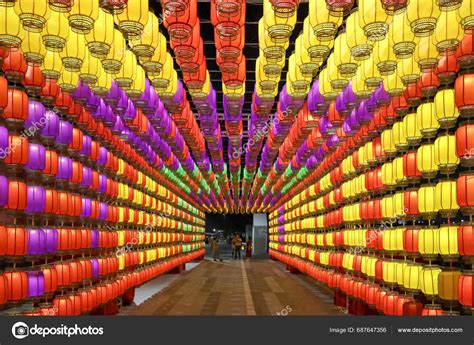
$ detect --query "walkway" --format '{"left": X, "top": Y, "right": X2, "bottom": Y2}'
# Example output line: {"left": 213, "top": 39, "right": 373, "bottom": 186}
{"left": 125, "top": 249, "right": 339, "bottom": 316}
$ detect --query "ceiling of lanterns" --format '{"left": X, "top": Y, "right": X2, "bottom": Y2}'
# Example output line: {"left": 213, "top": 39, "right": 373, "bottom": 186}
{"left": 1, "top": 0, "right": 471, "bottom": 214}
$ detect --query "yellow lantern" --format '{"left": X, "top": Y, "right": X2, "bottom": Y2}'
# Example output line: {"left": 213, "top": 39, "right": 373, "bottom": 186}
{"left": 258, "top": 18, "right": 289, "bottom": 63}
{"left": 383, "top": 69, "right": 404, "bottom": 96}
{"left": 372, "top": 35, "right": 397, "bottom": 76}
{"left": 434, "top": 135, "right": 460, "bottom": 175}
{"left": 114, "top": 0, "right": 149, "bottom": 39}
{"left": 21, "top": 30, "right": 46, "bottom": 65}
{"left": 418, "top": 184, "right": 439, "bottom": 218}
{"left": 406, "top": 0, "right": 441, "bottom": 37}
{"left": 396, "top": 260, "right": 408, "bottom": 286}
{"left": 85, "top": 8, "right": 114, "bottom": 59}
{"left": 308, "top": 0, "right": 342, "bottom": 40}
{"left": 383, "top": 227, "right": 405, "bottom": 253}
{"left": 381, "top": 129, "right": 397, "bottom": 156}
{"left": 397, "top": 56, "right": 421, "bottom": 85}
{"left": 302, "top": 17, "right": 333, "bottom": 62}
{"left": 115, "top": 50, "right": 137, "bottom": 89}
{"left": 435, "top": 180, "right": 459, "bottom": 217}
{"left": 382, "top": 162, "right": 397, "bottom": 189}
{"left": 333, "top": 31, "right": 358, "bottom": 77}
{"left": 420, "top": 266, "right": 442, "bottom": 296}
{"left": 256, "top": 57, "right": 280, "bottom": 94}
{"left": 60, "top": 31, "right": 86, "bottom": 72}
{"left": 352, "top": 71, "right": 373, "bottom": 99}
{"left": 434, "top": 9, "right": 463, "bottom": 53}
{"left": 327, "top": 53, "right": 347, "bottom": 90}
{"left": 437, "top": 225, "right": 459, "bottom": 258}
{"left": 42, "top": 50, "right": 63, "bottom": 80}
{"left": 458, "top": 0, "right": 474, "bottom": 30}
{"left": 419, "top": 227, "right": 440, "bottom": 258}
{"left": 417, "top": 144, "right": 439, "bottom": 179}
{"left": 42, "top": 9, "right": 69, "bottom": 52}
{"left": 383, "top": 260, "right": 398, "bottom": 285}
{"left": 393, "top": 156, "right": 407, "bottom": 185}
{"left": 156, "top": 69, "right": 178, "bottom": 99}
{"left": 91, "top": 66, "right": 112, "bottom": 96}
{"left": 392, "top": 121, "right": 408, "bottom": 151}
{"left": 382, "top": 194, "right": 396, "bottom": 218}
{"left": 433, "top": 89, "right": 460, "bottom": 129}
{"left": 0, "top": 5, "right": 25, "bottom": 48}
{"left": 141, "top": 33, "right": 167, "bottom": 74}
{"left": 68, "top": 0, "right": 99, "bottom": 34}
{"left": 416, "top": 102, "right": 439, "bottom": 138}
{"left": 414, "top": 34, "right": 439, "bottom": 71}
{"left": 358, "top": 0, "right": 390, "bottom": 41}
{"left": 366, "top": 256, "right": 377, "bottom": 278}
{"left": 129, "top": 11, "right": 159, "bottom": 59}
{"left": 102, "top": 29, "right": 126, "bottom": 74}
{"left": 260, "top": 50, "right": 285, "bottom": 77}
{"left": 389, "top": 9, "right": 418, "bottom": 59}
{"left": 438, "top": 269, "right": 461, "bottom": 301}
{"left": 126, "top": 65, "right": 145, "bottom": 99}
{"left": 361, "top": 57, "right": 382, "bottom": 88}
{"left": 263, "top": 0, "right": 296, "bottom": 43}
{"left": 295, "top": 35, "right": 320, "bottom": 78}
{"left": 346, "top": 11, "right": 372, "bottom": 61}
{"left": 402, "top": 112, "right": 422, "bottom": 146}
{"left": 58, "top": 69, "right": 79, "bottom": 93}
{"left": 403, "top": 263, "right": 423, "bottom": 291}
{"left": 14, "top": 0, "right": 51, "bottom": 32}
{"left": 79, "top": 52, "right": 101, "bottom": 85}
{"left": 319, "top": 68, "right": 339, "bottom": 100}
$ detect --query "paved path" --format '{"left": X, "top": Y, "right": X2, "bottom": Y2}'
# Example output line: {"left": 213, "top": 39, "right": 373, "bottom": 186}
{"left": 125, "top": 255, "right": 339, "bottom": 316}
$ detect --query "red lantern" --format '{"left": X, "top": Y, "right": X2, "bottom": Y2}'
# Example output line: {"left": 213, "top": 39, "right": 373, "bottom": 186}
{"left": 325, "top": 0, "right": 353, "bottom": 15}
{"left": 456, "top": 124, "right": 474, "bottom": 166}
{"left": 419, "top": 70, "right": 439, "bottom": 98}
{"left": 2, "top": 49, "right": 27, "bottom": 83}
{"left": 403, "top": 151, "right": 422, "bottom": 182}
{"left": 53, "top": 295, "right": 74, "bottom": 316}
{"left": 100, "top": 0, "right": 128, "bottom": 14}
{"left": 457, "top": 174, "right": 474, "bottom": 215}
{"left": 381, "top": 0, "right": 407, "bottom": 14}
{"left": 41, "top": 78, "right": 60, "bottom": 105}
{"left": 23, "top": 64, "right": 45, "bottom": 97}
{"left": 0, "top": 273, "right": 7, "bottom": 305}
{"left": 456, "top": 30, "right": 474, "bottom": 70}
{"left": 3, "top": 87, "right": 28, "bottom": 128}
{"left": 163, "top": 0, "right": 197, "bottom": 41}
{"left": 436, "top": 52, "right": 460, "bottom": 85}
{"left": 42, "top": 265, "right": 58, "bottom": 295}
{"left": 402, "top": 300, "right": 423, "bottom": 315}
{"left": 422, "top": 304, "right": 445, "bottom": 316}
{"left": 0, "top": 75, "right": 8, "bottom": 114}
{"left": 455, "top": 74, "right": 474, "bottom": 118}
{"left": 458, "top": 272, "right": 474, "bottom": 308}
{"left": 55, "top": 262, "right": 71, "bottom": 287}
{"left": 5, "top": 181, "right": 27, "bottom": 212}
{"left": 5, "top": 270, "right": 28, "bottom": 302}
{"left": 458, "top": 226, "right": 474, "bottom": 257}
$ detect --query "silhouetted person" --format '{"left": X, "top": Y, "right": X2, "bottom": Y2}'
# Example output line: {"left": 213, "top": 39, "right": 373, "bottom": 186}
{"left": 233, "top": 234, "right": 242, "bottom": 260}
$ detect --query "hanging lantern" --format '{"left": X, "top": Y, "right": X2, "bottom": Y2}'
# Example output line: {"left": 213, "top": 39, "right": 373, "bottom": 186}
{"left": 416, "top": 102, "right": 439, "bottom": 138}
{"left": 358, "top": 0, "right": 390, "bottom": 41}
{"left": 398, "top": 57, "right": 421, "bottom": 86}
{"left": 420, "top": 266, "right": 442, "bottom": 297}
{"left": 0, "top": 5, "right": 25, "bottom": 49}
{"left": 389, "top": 9, "right": 417, "bottom": 59}
{"left": 79, "top": 53, "right": 101, "bottom": 85}
{"left": 435, "top": 180, "right": 459, "bottom": 218}
{"left": 42, "top": 50, "right": 63, "bottom": 80}
{"left": 21, "top": 31, "right": 46, "bottom": 65}
{"left": 434, "top": 135, "right": 460, "bottom": 174}
{"left": 417, "top": 144, "right": 439, "bottom": 179}
{"left": 402, "top": 112, "right": 422, "bottom": 146}
{"left": 60, "top": 31, "right": 86, "bottom": 72}
{"left": 3, "top": 48, "right": 28, "bottom": 84}
{"left": 42, "top": 9, "right": 69, "bottom": 52}
{"left": 458, "top": 271, "right": 474, "bottom": 309}
{"left": 309, "top": 0, "right": 341, "bottom": 40}
{"left": 115, "top": 50, "right": 137, "bottom": 89}
{"left": 457, "top": 173, "right": 474, "bottom": 216}
{"left": 100, "top": 0, "right": 128, "bottom": 14}
{"left": 129, "top": 11, "right": 159, "bottom": 58}
{"left": 85, "top": 8, "right": 114, "bottom": 59}
{"left": 455, "top": 73, "right": 474, "bottom": 118}
{"left": 58, "top": 70, "right": 79, "bottom": 93}
{"left": 422, "top": 304, "right": 445, "bottom": 315}
{"left": 102, "top": 29, "right": 126, "bottom": 74}
{"left": 48, "top": 1, "right": 74, "bottom": 13}
{"left": 438, "top": 268, "right": 461, "bottom": 302}
{"left": 115, "top": 0, "right": 148, "bottom": 39}
{"left": 419, "top": 71, "right": 440, "bottom": 98}
{"left": 5, "top": 269, "right": 28, "bottom": 301}
{"left": 67, "top": 0, "right": 99, "bottom": 34}
{"left": 414, "top": 34, "right": 439, "bottom": 71}
{"left": 436, "top": 52, "right": 460, "bottom": 84}
{"left": 456, "top": 124, "right": 474, "bottom": 166}
{"left": 438, "top": 226, "right": 459, "bottom": 259}
{"left": 346, "top": 12, "right": 372, "bottom": 61}
{"left": 403, "top": 263, "right": 423, "bottom": 292}
{"left": 419, "top": 227, "right": 440, "bottom": 258}
{"left": 14, "top": 0, "right": 51, "bottom": 32}
{"left": 381, "top": 0, "right": 407, "bottom": 15}
{"left": 434, "top": 9, "right": 463, "bottom": 53}
{"left": 459, "top": 1, "right": 474, "bottom": 31}
{"left": 406, "top": 0, "right": 440, "bottom": 37}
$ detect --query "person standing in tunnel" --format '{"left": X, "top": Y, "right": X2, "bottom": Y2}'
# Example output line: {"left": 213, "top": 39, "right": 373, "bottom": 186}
{"left": 233, "top": 234, "right": 242, "bottom": 260}
{"left": 211, "top": 236, "right": 220, "bottom": 261}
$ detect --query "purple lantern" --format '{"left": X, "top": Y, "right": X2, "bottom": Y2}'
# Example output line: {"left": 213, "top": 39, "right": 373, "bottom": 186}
{"left": 26, "top": 228, "right": 46, "bottom": 255}
{"left": 0, "top": 175, "right": 8, "bottom": 206}
{"left": 27, "top": 271, "right": 45, "bottom": 298}
{"left": 26, "top": 185, "right": 46, "bottom": 214}
{"left": 24, "top": 143, "right": 46, "bottom": 171}
{"left": 44, "top": 229, "right": 58, "bottom": 254}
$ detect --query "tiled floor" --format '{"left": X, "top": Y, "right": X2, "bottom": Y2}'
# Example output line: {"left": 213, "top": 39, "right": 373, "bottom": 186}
{"left": 124, "top": 258, "right": 339, "bottom": 316}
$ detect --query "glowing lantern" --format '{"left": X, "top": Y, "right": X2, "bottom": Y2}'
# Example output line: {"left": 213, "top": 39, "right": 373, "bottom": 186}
{"left": 309, "top": 0, "right": 342, "bottom": 40}
{"left": 115, "top": 0, "right": 149, "bottom": 39}
{"left": 414, "top": 34, "right": 439, "bottom": 71}
{"left": 42, "top": 10, "right": 69, "bottom": 52}
{"left": 434, "top": 9, "right": 462, "bottom": 53}
{"left": 0, "top": 6, "right": 25, "bottom": 49}
{"left": 14, "top": 0, "right": 51, "bottom": 32}
{"left": 403, "top": 262, "right": 422, "bottom": 292}
{"left": 60, "top": 31, "right": 86, "bottom": 72}
{"left": 459, "top": 0, "right": 474, "bottom": 31}
{"left": 422, "top": 304, "right": 445, "bottom": 315}
{"left": 420, "top": 266, "right": 442, "bottom": 297}
{"left": 434, "top": 89, "right": 460, "bottom": 129}
{"left": 346, "top": 12, "right": 372, "bottom": 61}
{"left": 21, "top": 31, "right": 46, "bottom": 65}
{"left": 389, "top": 9, "right": 417, "bottom": 59}
{"left": 358, "top": 0, "right": 390, "bottom": 41}
{"left": 85, "top": 8, "right": 114, "bottom": 59}
{"left": 455, "top": 73, "right": 474, "bottom": 118}
{"left": 48, "top": 0, "right": 74, "bottom": 12}
{"left": 458, "top": 271, "right": 474, "bottom": 309}
{"left": 102, "top": 29, "right": 126, "bottom": 74}
{"left": 129, "top": 11, "right": 159, "bottom": 58}
{"left": 435, "top": 180, "right": 459, "bottom": 218}
{"left": 438, "top": 269, "right": 461, "bottom": 301}
{"left": 406, "top": 0, "right": 440, "bottom": 37}
{"left": 416, "top": 102, "right": 439, "bottom": 139}
{"left": 417, "top": 144, "right": 439, "bottom": 179}
{"left": 419, "top": 227, "right": 440, "bottom": 258}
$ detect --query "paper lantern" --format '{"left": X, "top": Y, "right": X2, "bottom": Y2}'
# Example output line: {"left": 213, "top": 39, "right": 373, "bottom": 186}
{"left": 21, "top": 31, "right": 46, "bottom": 65}
{"left": 434, "top": 9, "right": 462, "bottom": 53}
{"left": 435, "top": 180, "right": 459, "bottom": 218}
{"left": 358, "top": 0, "right": 390, "bottom": 41}
{"left": 68, "top": 0, "right": 99, "bottom": 34}
{"left": 417, "top": 144, "right": 439, "bottom": 179}
{"left": 129, "top": 11, "right": 159, "bottom": 58}
{"left": 389, "top": 9, "right": 417, "bottom": 59}
{"left": 436, "top": 52, "right": 460, "bottom": 84}
{"left": 4, "top": 87, "right": 28, "bottom": 129}
{"left": 414, "top": 34, "right": 439, "bottom": 71}
{"left": 48, "top": 0, "right": 74, "bottom": 12}
{"left": 3, "top": 49, "right": 28, "bottom": 84}
{"left": 402, "top": 112, "right": 422, "bottom": 146}
{"left": 455, "top": 73, "right": 474, "bottom": 118}
{"left": 420, "top": 266, "right": 442, "bottom": 297}
{"left": 42, "top": 10, "right": 69, "bottom": 52}
{"left": 0, "top": 5, "right": 25, "bottom": 49}
{"left": 346, "top": 12, "right": 372, "bottom": 61}
{"left": 85, "top": 8, "right": 114, "bottom": 59}
{"left": 438, "top": 269, "right": 461, "bottom": 301}
{"left": 422, "top": 304, "right": 445, "bottom": 315}
{"left": 438, "top": 225, "right": 459, "bottom": 259}
{"left": 309, "top": 0, "right": 341, "bottom": 40}
{"left": 102, "top": 29, "right": 126, "bottom": 74}
{"left": 406, "top": 0, "right": 440, "bottom": 37}
{"left": 416, "top": 102, "right": 439, "bottom": 139}
{"left": 458, "top": 271, "right": 474, "bottom": 308}
{"left": 115, "top": 0, "right": 148, "bottom": 39}
{"left": 100, "top": 0, "right": 128, "bottom": 14}
{"left": 403, "top": 262, "right": 422, "bottom": 292}
{"left": 434, "top": 135, "right": 459, "bottom": 175}
{"left": 5, "top": 269, "right": 28, "bottom": 301}
{"left": 419, "top": 227, "right": 440, "bottom": 258}
{"left": 14, "top": 0, "right": 51, "bottom": 32}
